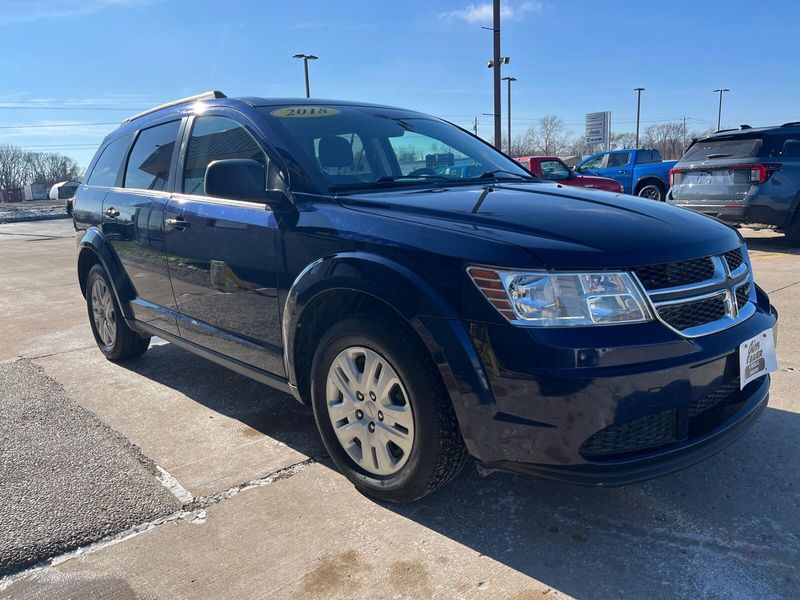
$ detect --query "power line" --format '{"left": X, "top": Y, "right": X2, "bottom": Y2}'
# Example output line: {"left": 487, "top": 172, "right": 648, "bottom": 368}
{"left": 0, "top": 105, "right": 145, "bottom": 111}
{"left": 0, "top": 121, "right": 117, "bottom": 130}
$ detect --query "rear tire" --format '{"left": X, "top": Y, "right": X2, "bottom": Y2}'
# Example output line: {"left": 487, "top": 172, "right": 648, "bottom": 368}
{"left": 310, "top": 314, "right": 468, "bottom": 503}
{"left": 637, "top": 181, "right": 666, "bottom": 201}
{"left": 785, "top": 211, "right": 800, "bottom": 247}
{"left": 86, "top": 264, "right": 150, "bottom": 361}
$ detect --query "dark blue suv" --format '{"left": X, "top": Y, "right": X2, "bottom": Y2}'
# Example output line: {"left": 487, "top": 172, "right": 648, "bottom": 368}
{"left": 74, "top": 92, "right": 778, "bottom": 502}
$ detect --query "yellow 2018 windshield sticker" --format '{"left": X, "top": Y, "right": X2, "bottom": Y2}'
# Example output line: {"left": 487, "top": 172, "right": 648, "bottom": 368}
{"left": 270, "top": 106, "right": 340, "bottom": 118}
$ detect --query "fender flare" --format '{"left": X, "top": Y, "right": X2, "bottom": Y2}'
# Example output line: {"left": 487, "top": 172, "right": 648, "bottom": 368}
{"left": 633, "top": 174, "right": 667, "bottom": 194}
{"left": 77, "top": 226, "right": 137, "bottom": 320}
{"left": 282, "top": 252, "right": 493, "bottom": 455}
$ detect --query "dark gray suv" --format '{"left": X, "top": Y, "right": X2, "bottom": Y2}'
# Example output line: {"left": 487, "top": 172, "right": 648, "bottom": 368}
{"left": 668, "top": 122, "right": 800, "bottom": 245}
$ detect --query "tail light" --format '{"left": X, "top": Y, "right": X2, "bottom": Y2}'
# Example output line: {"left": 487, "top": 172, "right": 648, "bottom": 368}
{"left": 669, "top": 167, "right": 681, "bottom": 186}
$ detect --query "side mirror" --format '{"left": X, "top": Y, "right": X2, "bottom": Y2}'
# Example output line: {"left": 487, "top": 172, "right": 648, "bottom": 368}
{"left": 205, "top": 159, "right": 284, "bottom": 204}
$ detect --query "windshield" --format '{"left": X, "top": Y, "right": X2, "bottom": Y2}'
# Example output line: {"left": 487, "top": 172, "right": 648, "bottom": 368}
{"left": 259, "top": 104, "right": 535, "bottom": 193}
{"left": 682, "top": 137, "right": 763, "bottom": 162}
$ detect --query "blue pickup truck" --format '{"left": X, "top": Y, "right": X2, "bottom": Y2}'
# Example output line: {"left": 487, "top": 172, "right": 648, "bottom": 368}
{"left": 575, "top": 148, "right": 677, "bottom": 200}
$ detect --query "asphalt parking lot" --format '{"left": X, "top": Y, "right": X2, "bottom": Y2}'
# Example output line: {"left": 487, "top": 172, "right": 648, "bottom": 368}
{"left": 1, "top": 218, "right": 798, "bottom": 599}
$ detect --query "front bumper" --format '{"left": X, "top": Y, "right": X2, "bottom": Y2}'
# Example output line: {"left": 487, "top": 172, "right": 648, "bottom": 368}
{"left": 434, "top": 287, "right": 777, "bottom": 486}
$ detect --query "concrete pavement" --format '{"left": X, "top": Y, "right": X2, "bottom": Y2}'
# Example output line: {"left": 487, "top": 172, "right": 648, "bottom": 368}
{"left": 1, "top": 219, "right": 799, "bottom": 598}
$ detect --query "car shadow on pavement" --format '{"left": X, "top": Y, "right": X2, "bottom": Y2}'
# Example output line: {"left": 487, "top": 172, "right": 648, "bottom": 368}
{"left": 119, "top": 343, "right": 326, "bottom": 461}
{"left": 387, "top": 404, "right": 800, "bottom": 597}
{"left": 121, "top": 345, "right": 799, "bottom": 597}
{"left": 740, "top": 230, "right": 800, "bottom": 255}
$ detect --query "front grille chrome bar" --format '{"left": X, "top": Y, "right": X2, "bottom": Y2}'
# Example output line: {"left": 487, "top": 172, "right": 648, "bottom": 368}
{"left": 633, "top": 245, "right": 755, "bottom": 338}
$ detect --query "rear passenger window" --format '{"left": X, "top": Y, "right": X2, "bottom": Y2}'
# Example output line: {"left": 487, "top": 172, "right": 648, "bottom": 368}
{"left": 607, "top": 153, "right": 630, "bottom": 168}
{"left": 87, "top": 136, "right": 131, "bottom": 187}
{"left": 124, "top": 121, "right": 180, "bottom": 191}
{"left": 182, "top": 116, "right": 266, "bottom": 196}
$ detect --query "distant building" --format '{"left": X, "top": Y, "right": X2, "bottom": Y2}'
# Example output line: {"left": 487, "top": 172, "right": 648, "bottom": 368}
{"left": 23, "top": 183, "right": 47, "bottom": 201}
{"left": 49, "top": 181, "right": 81, "bottom": 201}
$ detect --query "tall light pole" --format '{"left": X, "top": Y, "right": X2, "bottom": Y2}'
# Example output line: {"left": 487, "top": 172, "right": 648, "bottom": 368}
{"left": 634, "top": 87, "right": 645, "bottom": 147}
{"left": 292, "top": 53, "right": 318, "bottom": 98}
{"left": 492, "top": 0, "right": 502, "bottom": 149}
{"left": 713, "top": 88, "right": 730, "bottom": 131}
{"left": 502, "top": 76, "right": 517, "bottom": 155}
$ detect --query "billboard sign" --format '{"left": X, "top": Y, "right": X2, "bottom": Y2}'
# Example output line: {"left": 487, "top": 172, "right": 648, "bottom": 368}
{"left": 586, "top": 111, "right": 611, "bottom": 146}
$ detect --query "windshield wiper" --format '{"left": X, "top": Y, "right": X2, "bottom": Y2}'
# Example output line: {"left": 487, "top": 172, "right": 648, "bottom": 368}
{"left": 706, "top": 153, "right": 733, "bottom": 159}
{"left": 374, "top": 174, "right": 451, "bottom": 183}
{"left": 475, "top": 169, "right": 535, "bottom": 181}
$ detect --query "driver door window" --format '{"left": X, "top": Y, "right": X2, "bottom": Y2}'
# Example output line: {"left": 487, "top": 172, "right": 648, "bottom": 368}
{"left": 182, "top": 116, "right": 267, "bottom": 197}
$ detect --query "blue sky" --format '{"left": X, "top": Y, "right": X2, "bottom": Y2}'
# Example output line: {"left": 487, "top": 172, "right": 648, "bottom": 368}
{"left": 2, "top": 0, "right": 799, "bottom": 168}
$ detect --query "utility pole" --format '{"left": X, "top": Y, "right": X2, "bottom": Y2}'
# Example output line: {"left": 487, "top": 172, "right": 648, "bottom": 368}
{"left": 502, "top": 76, "right": 517, "bottom": 155}
{"left": 713, "top": 88, "right": 730, "bottom": 131}
{"left": 634, "top": 87, "right": 645, "bottom": 147}
{"left": 473, "top": 116, "right": 479, "bottom": 136}
{"left": 292, "top": 53, "right": 319, "bottom": 98}
{"left": 682, "top": 116, "right": 687, "bottom": 149}
{"left": 492, "top": 0, "right": 502, "bottom": 149}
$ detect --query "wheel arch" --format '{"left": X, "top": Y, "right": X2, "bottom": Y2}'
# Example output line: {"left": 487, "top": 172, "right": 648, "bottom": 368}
{"left": 634, "top": 175, "right": 667, "bottom": 195}
{"left": 77, "top": 227, "right": 136, "bottom": 320}
{"left": 284, "top": 253, "right": 491, "bottom": 456}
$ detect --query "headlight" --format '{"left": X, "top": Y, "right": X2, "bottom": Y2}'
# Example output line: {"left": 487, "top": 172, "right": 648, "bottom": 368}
{"left": 467, "top": 267, "right": 653, "bottom": 327}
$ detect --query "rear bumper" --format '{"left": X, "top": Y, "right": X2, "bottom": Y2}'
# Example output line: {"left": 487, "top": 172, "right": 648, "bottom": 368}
{"left": 668, "top": 197, "right": 789, "bottom": 228}
{"left": 430, "top": 290, "right": 777, "bottom": 486}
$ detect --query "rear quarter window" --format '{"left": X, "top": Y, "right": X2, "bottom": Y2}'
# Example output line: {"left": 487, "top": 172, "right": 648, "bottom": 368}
{"left": 86, "top": 136, "right": 131, "bottom": 187}
{"left": 682, "top": 138, "right": 763, "bottom": 162}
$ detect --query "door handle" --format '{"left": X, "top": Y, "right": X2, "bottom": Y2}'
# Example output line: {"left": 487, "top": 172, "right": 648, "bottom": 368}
{"left": 618, "top": 170, "right": 628, "bottom": 174}
{"left": 166, "top": 216, "right": 189, "bottom": 231}
{"left": 105, "top": 207, "right": 119, "bottom": 219}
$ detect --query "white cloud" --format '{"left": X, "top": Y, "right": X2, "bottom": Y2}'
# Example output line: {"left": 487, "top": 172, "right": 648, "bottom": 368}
{"left": 0, "top": 0, "right": 157, "bottom": 26}
{"left": 441, "top": 1, "right": 545, "bottom": 23}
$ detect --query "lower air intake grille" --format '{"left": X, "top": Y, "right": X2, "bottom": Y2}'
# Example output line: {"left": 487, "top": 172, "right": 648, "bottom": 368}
{"left": 688, "top": 378, "right": 741, "bottom": 418}
{"left": 657, "top": 294, "right": 727, "bottom": 331}
{"left": 580, "top": 410, "right": 675, "bottom": 458}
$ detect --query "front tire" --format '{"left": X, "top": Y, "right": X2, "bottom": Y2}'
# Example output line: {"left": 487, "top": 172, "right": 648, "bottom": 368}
{"left": 310, "top": 315, "right": 468, "bottom": 503}
{"left": 86, "top": 264, "right": 150, "bottom": 361}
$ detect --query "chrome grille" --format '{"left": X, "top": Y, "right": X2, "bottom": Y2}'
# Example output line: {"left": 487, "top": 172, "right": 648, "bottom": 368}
{"left": 735, "top": 283, "right": 751, "bottom": 310}
{"left": 634, "top": 257, "right": 715, "bottom": 291}
{"left": 657, "top": 294, "right": 727, "bottom": 331}
{"left": 724, "top": 248, "right": 744, "bottom": 273}
{"left": 636, "top": 245, "right": 754, "bottom": 337}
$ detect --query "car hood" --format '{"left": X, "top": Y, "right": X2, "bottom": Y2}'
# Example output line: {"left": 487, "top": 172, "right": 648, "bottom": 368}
{"left": 339, "top": 182, "right": 741, "bottom": 269}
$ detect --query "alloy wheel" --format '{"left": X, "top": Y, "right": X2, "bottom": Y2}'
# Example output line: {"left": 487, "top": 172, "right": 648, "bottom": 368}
{"left": 638, "top": 185, "right": 662, "bottom": 200}
{"left": 325, "top": 346, "right": 415, "bottom": 476}
{"left": 91, "top": 278, "right": 116, "bottom": 347}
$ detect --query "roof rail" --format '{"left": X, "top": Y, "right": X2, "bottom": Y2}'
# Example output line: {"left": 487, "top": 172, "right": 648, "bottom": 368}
{"left": 781, "top": 121, "right": 800, "bottom": 127}
{"left": 122, "top": 90, "right": 227, "bottom": 124}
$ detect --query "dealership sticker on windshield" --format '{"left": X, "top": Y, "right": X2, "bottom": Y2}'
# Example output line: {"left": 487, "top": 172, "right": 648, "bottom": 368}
{"left": 739, "top": 329, "right": 777, "bottom": 389}
{"left": 271, "top": 106, "right": 340, "bottom": 118}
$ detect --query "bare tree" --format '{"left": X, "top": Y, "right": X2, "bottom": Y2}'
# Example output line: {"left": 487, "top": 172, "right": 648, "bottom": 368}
{"left": 0, "top": 144, "right": 82, "bottom": 192}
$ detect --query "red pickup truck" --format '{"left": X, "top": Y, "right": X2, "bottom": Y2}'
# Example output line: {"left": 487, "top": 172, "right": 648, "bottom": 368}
{"left": 515, "top": 156, "right": 623, "bottom": 193}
